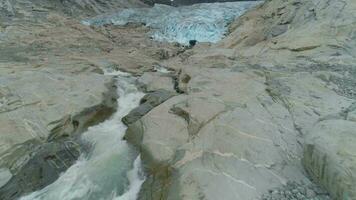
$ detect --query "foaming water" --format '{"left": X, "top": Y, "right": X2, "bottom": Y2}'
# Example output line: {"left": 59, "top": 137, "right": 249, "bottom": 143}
{"left": 20, "top": 72, "right": 145, "bottom": 200}
{"left": 82, "top": 2, "right": 261, "bottom": 44}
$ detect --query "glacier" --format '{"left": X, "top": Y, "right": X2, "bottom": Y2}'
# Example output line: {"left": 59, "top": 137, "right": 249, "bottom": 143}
{"left": 83, "top": 2, "right": 261, "bottom": 44}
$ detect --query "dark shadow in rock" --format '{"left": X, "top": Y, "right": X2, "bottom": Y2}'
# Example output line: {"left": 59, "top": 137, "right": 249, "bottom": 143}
{"left": 0, "top": 139, "right": 84, "bottom": 200}
{"left": 122, "top": 89, "right": 176, "bottom": 125}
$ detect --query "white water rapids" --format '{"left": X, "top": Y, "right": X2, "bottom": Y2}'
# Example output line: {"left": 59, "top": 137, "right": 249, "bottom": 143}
{"left": 20, "top": 71, "right": 145, "bottom": 200}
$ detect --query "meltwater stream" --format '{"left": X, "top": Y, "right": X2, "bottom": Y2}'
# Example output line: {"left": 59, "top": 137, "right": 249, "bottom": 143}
{"left": 20, "top": 72, "right": 145, "bottom": 200}
{"left": 18, "top": 2, "right": 262, "bottom": 199}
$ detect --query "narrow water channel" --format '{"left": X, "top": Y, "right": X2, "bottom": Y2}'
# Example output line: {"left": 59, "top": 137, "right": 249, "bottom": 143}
{"left": 20, "top": 71, "right": 145, "bottom": 200}
{"left": 18, "top": 2, "right": 262, "bottom": 199}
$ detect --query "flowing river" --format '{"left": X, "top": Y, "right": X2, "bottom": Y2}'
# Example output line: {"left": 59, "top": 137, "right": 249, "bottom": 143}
{"left": 18, "top": 2, "right": 262, "bottom": 199}
{"left": 20, "top": 71, "right": 145, "bottom": 200}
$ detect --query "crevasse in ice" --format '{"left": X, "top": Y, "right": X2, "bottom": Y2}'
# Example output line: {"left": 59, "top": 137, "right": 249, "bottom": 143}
{"left": 83, "top": 2, "right": 261, "bottom": 44}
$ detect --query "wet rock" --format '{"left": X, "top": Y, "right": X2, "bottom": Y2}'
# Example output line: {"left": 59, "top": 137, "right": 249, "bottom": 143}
{"left": 0, "top": 139, "right": 83, "bottom": 200}
{"left": 0, "top": 168, "right": 12, "bottom": 188}
{"left": 175, "top": 69, "right": 191, "bottom": 93}
{"left": 0, "top": 0, "right": 187, "bottom": 198}
{"left": 0, "top": 70, "right": 117, "bottom": 198}
{"left": 122, "top": 89, "right": 175, "bottom": 125}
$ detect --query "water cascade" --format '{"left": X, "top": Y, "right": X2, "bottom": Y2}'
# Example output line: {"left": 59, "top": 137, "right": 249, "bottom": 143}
{"left": 20, "top": 71, "right": 145, "bottom": 200}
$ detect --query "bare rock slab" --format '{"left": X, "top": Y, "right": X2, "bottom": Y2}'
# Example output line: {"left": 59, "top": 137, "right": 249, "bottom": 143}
{"left": 303, "top": 120, "right": 356, "bottom": 200}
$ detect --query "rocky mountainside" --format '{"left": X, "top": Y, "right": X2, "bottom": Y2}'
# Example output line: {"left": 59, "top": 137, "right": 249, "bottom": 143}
{"left": 0, "top": 0, "right": 146, "bottom": 19}
{"left": 0, "top": 0, "right": 355, "bottom": 199}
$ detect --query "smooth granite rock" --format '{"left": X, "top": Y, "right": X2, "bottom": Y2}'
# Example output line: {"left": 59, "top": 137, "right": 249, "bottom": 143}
{"left": 122, "top": 89, "right": 176, "bottom": 125}
{"left": 124, "top": 0, "right": 356, "bottom": 199}
{"left": 2, "top": 0, "right": 356, "bottom": 199}
{"left": 303, "top": 120, "right": 356, "bottom": 200}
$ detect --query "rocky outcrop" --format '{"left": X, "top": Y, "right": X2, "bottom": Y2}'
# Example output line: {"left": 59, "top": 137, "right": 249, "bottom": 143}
{"left": 0, "top": 0, "right": 186, "bottom": 197}
{"left": 0, "top": 70, "right": 117, "bottom": 199}
{"left": 0, "top": 0, "right": 146, "bottom": 19}
{"left": 0, "top": 140, "right": 82, "bottom": 200}
{"left": 1, "top": 0, "right": 356, "bottom": 199}
{"left": 122, "top": 89, "right": 176, "bottom": 125}
{"left": 221, "top": 0, "right": 356, "bottom": 76}
{"left": 141, "top": 0, "right": 260, "bottom": 6}
{"left": 127, "top": 68, "right": 353, "bottom": 200}
{"left": 123, "top": 0, "right": 356, "bottom": 199}
{"left": 303, "top": 120, "right": 356, "bottom": 200}
{"left": 137, "top": 71, "right": 176, "bottom": 93}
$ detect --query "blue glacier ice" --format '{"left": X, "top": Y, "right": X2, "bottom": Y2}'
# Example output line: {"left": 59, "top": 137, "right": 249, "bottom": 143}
{"left": 83, "top": 2, "right": 261, "bottom": 44}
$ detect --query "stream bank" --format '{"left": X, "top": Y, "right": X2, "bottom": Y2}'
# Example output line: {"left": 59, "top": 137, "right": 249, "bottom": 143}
{"left": 1, "top": 0, "right": 356, "bottom": 199}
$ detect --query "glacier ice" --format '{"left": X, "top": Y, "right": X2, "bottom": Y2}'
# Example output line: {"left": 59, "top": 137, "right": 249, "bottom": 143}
{"left": 83, "top": 2, "right": 261, "bottom": 44}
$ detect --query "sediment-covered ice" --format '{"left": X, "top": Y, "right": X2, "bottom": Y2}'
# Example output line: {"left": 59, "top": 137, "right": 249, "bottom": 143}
{"left": 83, "top": 2, "right": 261, "bottom": 44}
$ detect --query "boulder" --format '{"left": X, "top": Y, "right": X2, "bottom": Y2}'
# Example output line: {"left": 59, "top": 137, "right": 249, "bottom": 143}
{"left": 137, "top": 72, "right": 175, "bottom": 92}
{"left": 122, "top": 89, "right": 175, "bottom": 125}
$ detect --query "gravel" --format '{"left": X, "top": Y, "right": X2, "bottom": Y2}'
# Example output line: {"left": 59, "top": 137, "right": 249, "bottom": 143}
{"left": 260, "top": 181, "right": 330, "bottom": 200}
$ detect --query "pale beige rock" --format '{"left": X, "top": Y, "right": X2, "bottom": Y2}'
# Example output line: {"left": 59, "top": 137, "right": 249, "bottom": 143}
{"left": 132, "top": 69, "right": 328, "bottom": 200}
{"left": 137, "top": 72, "right": 175, "bottom": 92}
{"left": 303, "top": 120, "right": 356, "bottom": 200}
{"left": 2, "top": 0, "right": 356, "bottom": 199}
{"left": 127, "top": 95, "right": 190, "bottom": 166}
{"left": 220, "top": 0, "right": 356, "bottom": 70}
{"left": 0, "top": 70, "right": 116, "bottom": 171}
{"left": 129, "top": 1, "right": 356, "bottom": 199}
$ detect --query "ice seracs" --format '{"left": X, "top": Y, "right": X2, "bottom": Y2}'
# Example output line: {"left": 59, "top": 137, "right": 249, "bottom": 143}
{"left": 83, "top": 2, "right": 261, "bottom": 44}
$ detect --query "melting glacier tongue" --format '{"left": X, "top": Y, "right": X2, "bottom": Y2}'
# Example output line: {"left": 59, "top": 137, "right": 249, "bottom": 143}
{"left": 83, "top": 2, "right": 261, "bottom": 44}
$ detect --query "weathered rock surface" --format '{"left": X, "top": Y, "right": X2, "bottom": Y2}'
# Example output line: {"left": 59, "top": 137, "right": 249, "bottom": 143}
{"left": 128, "top": 68, "right": 344, "bottom": 200}
{"left": 0, "top": 0, "right": 183, "bottom": 198}
{"left": 303, "top": 120, "right": 356, "bottom": 200}
{"left": 0, "top": 140, "right": 83, "bottom": 200}
{"left": 122, "top": 89, "right": 176, "bottom": 125}
{"left": 137, "top": 71, "right": 175, "bottom": 92}
{"left": 1, "top": 0, "right": 356, "bottom": 199}
{"left": 123, "top": 0, "right": 356, "bottom": 200}
{"left": 0, "top": 168, "right": 12, "bottom": 188}
{"left": 0, "top": 70, "right": 117, "bottom": 199}
{"left": 142, "top": 0, "right": 260, "bottom": 6}
{"left": 0, "top": 0, "right": 146, "bottom": 19}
